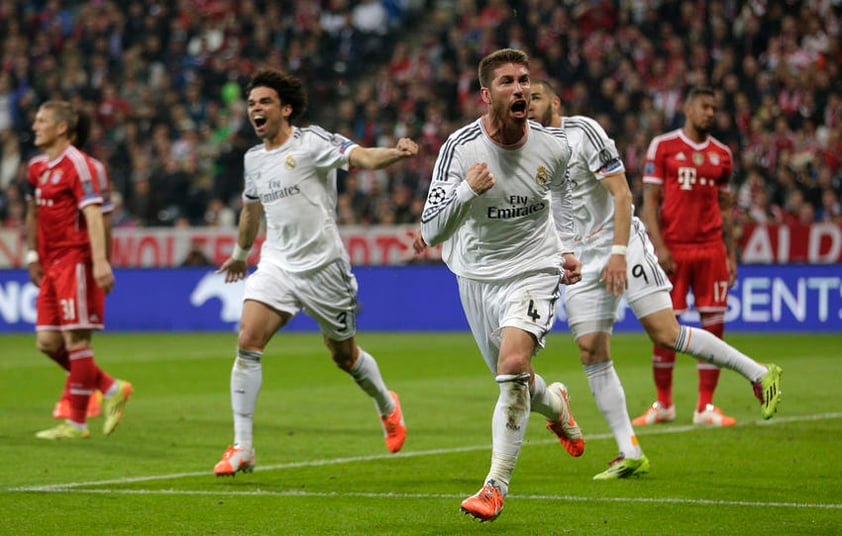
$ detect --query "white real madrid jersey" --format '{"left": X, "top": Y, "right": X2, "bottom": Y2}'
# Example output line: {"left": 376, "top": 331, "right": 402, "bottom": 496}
{"left": 420, "top": 118, "right": 573, "bottom": 282}
{"left": 562, "top": 115, "right": 630, "bottom": 255}
{"left": 242, "top": 125, "right": 358, "bottom": 273}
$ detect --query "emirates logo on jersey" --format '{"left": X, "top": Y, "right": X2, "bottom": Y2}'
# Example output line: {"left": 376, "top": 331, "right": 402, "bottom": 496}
{"left": 285, "top": 155, "right": 296, "bottom": 169}
{"left": 535, "top": 166, "right": 549, "bottom": 186}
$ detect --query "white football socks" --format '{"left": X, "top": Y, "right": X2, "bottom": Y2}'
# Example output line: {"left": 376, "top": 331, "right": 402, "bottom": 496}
{"left": 674, "top": 326, "right": 767, "bottom": 382}
{"left": 529, "top": 373, "right": 561, "bottom": 420}
{"left": 231, "top": 347, "right": 262, "bottom": 451}
{"left": 485, "top": 373, "right": 531, "bottom": 496}
{"left": 349, "top": 348, "right": 395, "bottom": 417}
{"left": 585, "top": 360, "right": 643, "bottom": 459}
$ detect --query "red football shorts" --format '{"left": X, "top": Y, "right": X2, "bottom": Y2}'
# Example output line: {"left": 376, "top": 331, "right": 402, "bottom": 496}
{"left": 36, "top": 257, "right": 105, "bottom": 331}
{"left": 666, "top": 242, "right": 729, "bottom": 314}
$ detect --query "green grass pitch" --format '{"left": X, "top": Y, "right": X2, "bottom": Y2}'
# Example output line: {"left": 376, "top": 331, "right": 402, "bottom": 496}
{"left": 1, "top": 331, "right": 840, "bottom": 535}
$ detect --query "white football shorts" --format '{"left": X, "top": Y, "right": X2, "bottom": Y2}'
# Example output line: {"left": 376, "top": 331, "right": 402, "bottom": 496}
{"left": 458, "top": 270, "right": 561, "bottom": 375}
{"left": 566, "top": 221, "right": 673, "bottom": 339}
{"left": 243, "top": 257, "right": 359, "bottom": 341}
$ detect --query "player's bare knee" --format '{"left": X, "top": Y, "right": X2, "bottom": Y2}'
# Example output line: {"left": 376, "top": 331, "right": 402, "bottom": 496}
{"left": 35, "top": 332, "right": 63, "bottom": 355}
{"left": 644, "top": 322, "right": 680, "bottom": 349}
{"left": 327, "top": 339, "right": 357, "bottom": 371}
{"left": 36, "top": 340, "right": 60, "bottom": 355}
{"left": 331, "top": 350, "right": 355, "bottom": 371}
{"left": 654, "top": 333, "right": 676, "bottom": 349}
{"left": 237, "top": 325, "right": 268, "bottom": 350}
{"left": 236, "top": 336, "right": 259, "bottom": 350}
{"left": 574, "top": 330, "right": 611, "bottom": 366}
{"left": 577, "top": 345, "right": 601, "bottom": 366}
{"left": 496, "top": 355, "right": 531, "bottom": 376}
{"left": 637, "top": 304, "right": 680, "bottom": 348}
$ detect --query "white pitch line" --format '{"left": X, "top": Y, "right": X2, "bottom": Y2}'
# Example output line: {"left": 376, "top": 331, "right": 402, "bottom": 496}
{"left": 16, "top": 487, "right": 842, "bottom": 511}
{"left": 10, "top": 412, "right": 842, "bottom": 494}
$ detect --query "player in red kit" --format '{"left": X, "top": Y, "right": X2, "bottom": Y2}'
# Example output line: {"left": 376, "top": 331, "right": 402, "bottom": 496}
{"left": 40, "top": 111, "right": 114, "bottom": 421}
{"left": 636, "top": 87, "right": 745, "bottom": 426}
{"left": 24, "top": 101, "right": 131, "bottom": 439}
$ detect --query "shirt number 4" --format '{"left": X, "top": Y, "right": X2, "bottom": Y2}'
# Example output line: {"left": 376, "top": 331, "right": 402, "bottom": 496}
{"left": 526, "top": 299, "right": 541, "bottom": 322}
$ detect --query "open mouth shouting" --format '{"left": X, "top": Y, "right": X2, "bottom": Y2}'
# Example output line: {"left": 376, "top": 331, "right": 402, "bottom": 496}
{"left": 510, "top": 99, "right": 528, "bottom": 118}
{"left": 252, "top": 114, "right": 268, "bottom": 133}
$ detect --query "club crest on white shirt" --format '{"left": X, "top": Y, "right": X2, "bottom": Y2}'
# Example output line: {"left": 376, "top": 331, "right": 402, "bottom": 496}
{"left": 535, "top": 166, "right": 549, "bottom": 186}
{"left": 285, "top": 154, "right": 296, "bottom": 169}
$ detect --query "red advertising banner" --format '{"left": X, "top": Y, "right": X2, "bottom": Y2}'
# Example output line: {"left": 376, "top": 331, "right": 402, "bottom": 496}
{"left": 0, "top": 225, "right": 442, "bottom": 268}
{"left": 739, "top": 223, "right": 842, "bottom": 264}
{"left": 3, "top": 223, "right": 836, "bottom": 268}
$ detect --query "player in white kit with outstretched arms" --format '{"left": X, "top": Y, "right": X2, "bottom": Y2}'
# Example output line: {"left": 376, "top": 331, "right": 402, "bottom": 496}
{"left": 213, "top": 68, "right": 418, "bottom": 476}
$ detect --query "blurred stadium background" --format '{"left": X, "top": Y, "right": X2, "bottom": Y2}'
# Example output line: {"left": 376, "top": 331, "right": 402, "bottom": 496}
{"left": 0, "top": 0, "right": 841, "bottom": 333}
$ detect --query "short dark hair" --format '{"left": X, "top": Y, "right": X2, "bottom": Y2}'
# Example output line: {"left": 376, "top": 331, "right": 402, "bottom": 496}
{"left": 478, "top": 48, "right": 529, "bottom": 89}
{"left": 531, "top": 79, "right": 556, "bottom": 97}
{"left": 685, "top": 87, "right": 715, "bottom": 104}
{"left": 246, "top": 69, "right": 308, "bottom": 122}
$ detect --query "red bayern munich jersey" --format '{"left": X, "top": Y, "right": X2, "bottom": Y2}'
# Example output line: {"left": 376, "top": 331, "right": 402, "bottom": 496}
{"left": 27, "top": 145, "right": 103, "bottom": 265}
{"left": 642, "top": 129, "right": 733, "bottom": 246}
{"left": 89, "top": 156, "right": 114, "bottom": 215}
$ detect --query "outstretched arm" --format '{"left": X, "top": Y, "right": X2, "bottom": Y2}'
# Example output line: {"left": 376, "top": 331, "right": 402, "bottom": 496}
{"left": 348, "top": 137, "right": 418, "bottom": 169}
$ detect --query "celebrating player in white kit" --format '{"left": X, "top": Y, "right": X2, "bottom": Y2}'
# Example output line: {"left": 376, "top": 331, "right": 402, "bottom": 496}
{"left": 213, "top": 69, "right": 418, "bottom": 476}
{"left": 528, "top": 79, "right": 783, "bottom": 479}
{"left": 417, "top": 49, "right": 585, "bottom": 522}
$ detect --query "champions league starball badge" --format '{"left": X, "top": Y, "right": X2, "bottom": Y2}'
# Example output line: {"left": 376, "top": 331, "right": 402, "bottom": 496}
{"left": 428, "top": 186, "right": 446, "bottom": 205}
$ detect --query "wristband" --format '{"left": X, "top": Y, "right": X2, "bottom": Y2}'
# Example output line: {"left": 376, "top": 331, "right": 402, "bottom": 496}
{"left": 610, "top": 245, "right": 628, "bottom": 256}
{"left": 231, "top": 243, "right": 250, "bottom": 261}
{"left": 25, "top": 250, "right": 39, "bottom": 265}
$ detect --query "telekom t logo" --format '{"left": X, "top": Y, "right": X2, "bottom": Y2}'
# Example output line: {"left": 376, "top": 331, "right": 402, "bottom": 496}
{"left": 677, "top": 167, "right": 696, "bottom": 190}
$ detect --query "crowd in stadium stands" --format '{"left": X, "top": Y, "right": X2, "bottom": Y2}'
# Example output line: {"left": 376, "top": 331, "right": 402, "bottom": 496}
{"left": 1, "top": 1, "right": 841, "bottom": 250}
